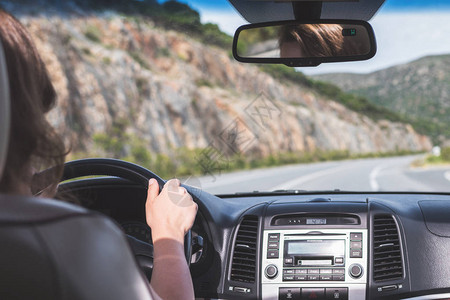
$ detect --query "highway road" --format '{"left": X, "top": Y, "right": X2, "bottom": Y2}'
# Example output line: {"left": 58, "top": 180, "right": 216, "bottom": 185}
{"left": 189, "top": 155, "right": 450, "bottom": 195}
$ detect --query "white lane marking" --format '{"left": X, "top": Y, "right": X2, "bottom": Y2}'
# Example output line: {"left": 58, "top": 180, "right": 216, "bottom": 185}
{"left": 369, "top": 165, "right": 384, "bottom": 191}
{"left": 444, "top": 171, "right": 450, "bottom": 182}
{"left": 271, "top": 164, "right": 354, "bottom": 190}
{"left": 369, "top": 163, "right": 394, "bottom": 191}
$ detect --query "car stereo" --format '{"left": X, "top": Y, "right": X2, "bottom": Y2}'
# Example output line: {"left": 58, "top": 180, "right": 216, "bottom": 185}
{"left": 261, "top": 229, "right": 367, "bottom": 300}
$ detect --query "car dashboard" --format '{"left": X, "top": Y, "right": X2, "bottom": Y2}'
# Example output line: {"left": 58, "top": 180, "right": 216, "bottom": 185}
{"left": 61, "top": 177, "right": 450, "bottom": 300}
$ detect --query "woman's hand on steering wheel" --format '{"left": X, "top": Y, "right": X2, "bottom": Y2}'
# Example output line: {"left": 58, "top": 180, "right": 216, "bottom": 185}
{"left": 145, "top": 178, "right": 198, "bottom": 299}
{"left": 146, "top": 178, "right": 198, "bottom": 245}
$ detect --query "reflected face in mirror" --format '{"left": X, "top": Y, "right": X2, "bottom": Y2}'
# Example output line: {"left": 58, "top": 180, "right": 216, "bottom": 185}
{"left": 280, "top": 41, "right": 305, "bottom": 58}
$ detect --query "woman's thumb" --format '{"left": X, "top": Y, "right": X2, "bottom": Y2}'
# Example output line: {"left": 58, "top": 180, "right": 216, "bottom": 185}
{"left": 147, "top": 178, "right": 159, "bottom": 202}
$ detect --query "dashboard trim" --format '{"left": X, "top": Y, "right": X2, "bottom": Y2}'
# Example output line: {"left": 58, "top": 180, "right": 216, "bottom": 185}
{"left": 401, "top": 293, "right": 450, "bottom": 300}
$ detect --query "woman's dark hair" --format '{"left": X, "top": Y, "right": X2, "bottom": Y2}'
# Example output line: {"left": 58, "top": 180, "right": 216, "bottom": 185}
{"left": 0, "top": 10, "right": 67, "bottom": 194}
{"left": 279, "top": 24, "right": 345, "bottom": 57}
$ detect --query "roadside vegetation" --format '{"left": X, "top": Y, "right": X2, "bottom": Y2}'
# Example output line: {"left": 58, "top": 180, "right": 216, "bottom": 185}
{"left": 425, "top": 147, "right": 450, "bottom": 165}
{"left": 70, "top": 120, "right": 422, "bottom": 179}
{"left": 412, "top": 147, "right": 450, "bottom": 167}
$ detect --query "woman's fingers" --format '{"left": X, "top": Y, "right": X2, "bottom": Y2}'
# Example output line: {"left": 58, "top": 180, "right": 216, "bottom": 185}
{"left": 165, "top": 178, "right": 181, "bottom": 193}
{"left": 146, "top": 177, "right": 198, "bottom": 241}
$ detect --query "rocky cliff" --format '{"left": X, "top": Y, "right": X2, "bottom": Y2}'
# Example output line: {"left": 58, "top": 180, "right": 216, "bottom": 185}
{"left": 9, "top": 8, "right": 432, "bottom": 161}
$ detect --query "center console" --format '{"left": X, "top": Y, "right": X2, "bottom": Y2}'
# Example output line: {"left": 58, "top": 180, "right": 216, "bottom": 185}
{"left": 261, "top": 203, "right": 368, "bottom": 300}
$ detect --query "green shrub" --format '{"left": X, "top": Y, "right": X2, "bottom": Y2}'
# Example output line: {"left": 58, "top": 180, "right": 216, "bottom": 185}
{"left": 93, "top": 133, "right": 123, "bottom": 157}
{"left": 425, "top": 147, "right": 450, "bottom": 164}
{"left": 84, "top": 25, "right": 102, "bottom": 43}
{"left": 129, "top": 51, "right": 150, "bottom": 70}
{"left": 195, "top": 78, "right": 214, "bottom": 88}
{"left": 260, "top": 64, "right": 313, "bottom": 87}
{"left": 102, "top": 57, "right": 111, "bottom": 65}
{"left": 82, "top": 48, "right": 92, "bottom": 56}
{"left": 200, "top": 23, "right": 233, "bottom": 49}
{"left": 155, "top": 47, "right": 171, "bottom": 58}
{"left": 426, "top": 155, "right": 442, "bottom": 164}
{"left": 441, "top": 147, "right": 450, "bottom": 162}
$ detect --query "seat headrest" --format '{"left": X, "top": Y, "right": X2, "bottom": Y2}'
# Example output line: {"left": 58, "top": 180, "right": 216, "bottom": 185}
{"left": 0, "top": 39, "right": 10, "bottom": 181}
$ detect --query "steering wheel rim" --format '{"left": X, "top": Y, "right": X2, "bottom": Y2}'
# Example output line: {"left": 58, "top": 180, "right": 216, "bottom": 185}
{"left": 62, "top": 158, "right": 166, "bottom": 189}
{"left": 60, "top": 158, "right": 193, "bottom": 279}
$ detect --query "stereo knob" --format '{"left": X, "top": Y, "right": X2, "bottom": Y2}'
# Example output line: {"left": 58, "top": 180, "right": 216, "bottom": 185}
{"left": 349, "top": 264, "right": 363, "bottom": 279}
{"left": 265, "top": 264, "right": 278, "bottom": 279}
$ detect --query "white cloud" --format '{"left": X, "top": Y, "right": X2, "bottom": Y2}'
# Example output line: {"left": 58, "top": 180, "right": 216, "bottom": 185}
{"left": 197, "top": 9, "right": 450, "bottom": 75}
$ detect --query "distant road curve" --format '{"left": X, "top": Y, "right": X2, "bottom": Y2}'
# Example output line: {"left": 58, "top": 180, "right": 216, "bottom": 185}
{"left": 191, "top": 155, "right": 450, "bottom": 195}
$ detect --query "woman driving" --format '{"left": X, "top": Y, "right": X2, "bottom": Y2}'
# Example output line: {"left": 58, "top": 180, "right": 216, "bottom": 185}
{"left": 0, "top": 9, "right": 197, "bottom": 300}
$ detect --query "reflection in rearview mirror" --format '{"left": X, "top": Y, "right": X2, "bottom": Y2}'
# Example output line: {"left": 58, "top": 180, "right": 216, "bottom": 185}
{"left": 233, "top": 20, "right": 376, "bottom": 67}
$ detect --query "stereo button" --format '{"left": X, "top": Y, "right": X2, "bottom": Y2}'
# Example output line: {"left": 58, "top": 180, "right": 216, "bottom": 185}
{"left": 284, "top": 258, "right": 293, "bottom": 265}
{"left": 268, "top": 242, "right": 279, "bottom": 249}
{"left": 295, "top": 269, "right": 308, "bottom": 274}
{"left": 332, "top": 275, "right": 345, "bottom": 281}
{"left": 332, "top": 268, "right": 345, "bottom": 274}
{"left": 283, "top": 275, "right": 295, "bottom": 281}
{"left": 350, "top": 232, "right": 362, "bottom": 241}
{"left": 350, "top": 250, "right": 362, "bottom": 258}
{"left": 307, "top": 275, "right": 319, "bottom": 281}
{"left": 308, "top": 269, "right": 320, "bottom": 274}
{"left": 268, "top": 233, "right": 280, "bottom": 241}
{"left": 335, "top": 257, "right": 344, "bottom": 264}
{"left": 267, "top": 250, "right": 279, "bottom": 259}
{"left": 284, "top": 269, "right": 294, "bottom": 274}
{"left": 350, "top": 241, "right": 362, "bottom": 249}
{"left": 295, "top": 275, "right": 307, "bottom": 281}
{"left": 320, "top": 269, "right": 333, "bottom": 274}
{"left": 320, "top": 275, "right": 332, "bottom": 281}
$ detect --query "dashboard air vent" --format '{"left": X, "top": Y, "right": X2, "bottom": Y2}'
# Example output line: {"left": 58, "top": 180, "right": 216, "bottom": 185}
{"left": 230, "top": 215, "right": 258, "bottom": 283}
{"left": 373, "top": 215, "right": 403, "bottom": 282}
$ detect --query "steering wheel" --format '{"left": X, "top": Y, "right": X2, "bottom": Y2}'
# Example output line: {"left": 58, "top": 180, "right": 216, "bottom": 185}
{"left": 60, "top": 158, "right": 193, "bottom": 280}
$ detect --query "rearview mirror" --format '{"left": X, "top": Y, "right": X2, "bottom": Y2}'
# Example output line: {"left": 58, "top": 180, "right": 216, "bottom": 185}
{"left": 232, "top": 20, "right": 376, "bottom": 67}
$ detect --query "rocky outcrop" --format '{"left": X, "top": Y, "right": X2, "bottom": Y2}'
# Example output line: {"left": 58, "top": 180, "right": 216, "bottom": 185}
{"left": 15, "top": 12, "right": 432, "bottom": 157}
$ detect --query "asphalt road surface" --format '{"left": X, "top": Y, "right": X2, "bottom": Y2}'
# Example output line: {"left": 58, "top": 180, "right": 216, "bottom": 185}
{"left": 190, "top": 155, "right": 450, "bottom": 195}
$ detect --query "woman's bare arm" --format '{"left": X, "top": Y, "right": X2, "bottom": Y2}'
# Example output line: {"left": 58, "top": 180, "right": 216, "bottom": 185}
{"left": 145, "top": 178, "right": 197, "bottom": 300}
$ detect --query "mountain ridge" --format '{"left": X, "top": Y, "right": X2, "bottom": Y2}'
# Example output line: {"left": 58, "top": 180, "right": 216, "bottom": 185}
{"left": 315, "top": 54, "right": 450, "bottom": 144}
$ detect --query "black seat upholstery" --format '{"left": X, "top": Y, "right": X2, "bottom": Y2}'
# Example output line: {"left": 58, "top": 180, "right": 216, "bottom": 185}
{"left": 0, "top": 194, "right": 153, "bottom": 300}
{"left": 0, "top": 38, "right": 152, "bottom": 300}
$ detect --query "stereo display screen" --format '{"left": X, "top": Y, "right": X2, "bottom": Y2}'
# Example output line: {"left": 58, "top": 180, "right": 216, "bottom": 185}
{"left": 287, "top": 240, "right": 345, "bottom": 256}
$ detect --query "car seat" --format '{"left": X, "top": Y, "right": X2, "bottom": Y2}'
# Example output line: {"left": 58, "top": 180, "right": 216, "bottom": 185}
{"left": 0, "top": 39, "right": 153, "bottom": 300}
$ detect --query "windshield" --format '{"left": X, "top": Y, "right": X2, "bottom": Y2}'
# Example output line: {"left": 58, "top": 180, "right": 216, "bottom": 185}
{"left": 4, "top": 0, "right": 450, "bottom": 194}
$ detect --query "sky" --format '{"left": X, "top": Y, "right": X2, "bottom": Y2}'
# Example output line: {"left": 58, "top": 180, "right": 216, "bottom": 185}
{"left": 171, "top": 0, "right": 450, "bottom": 75}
